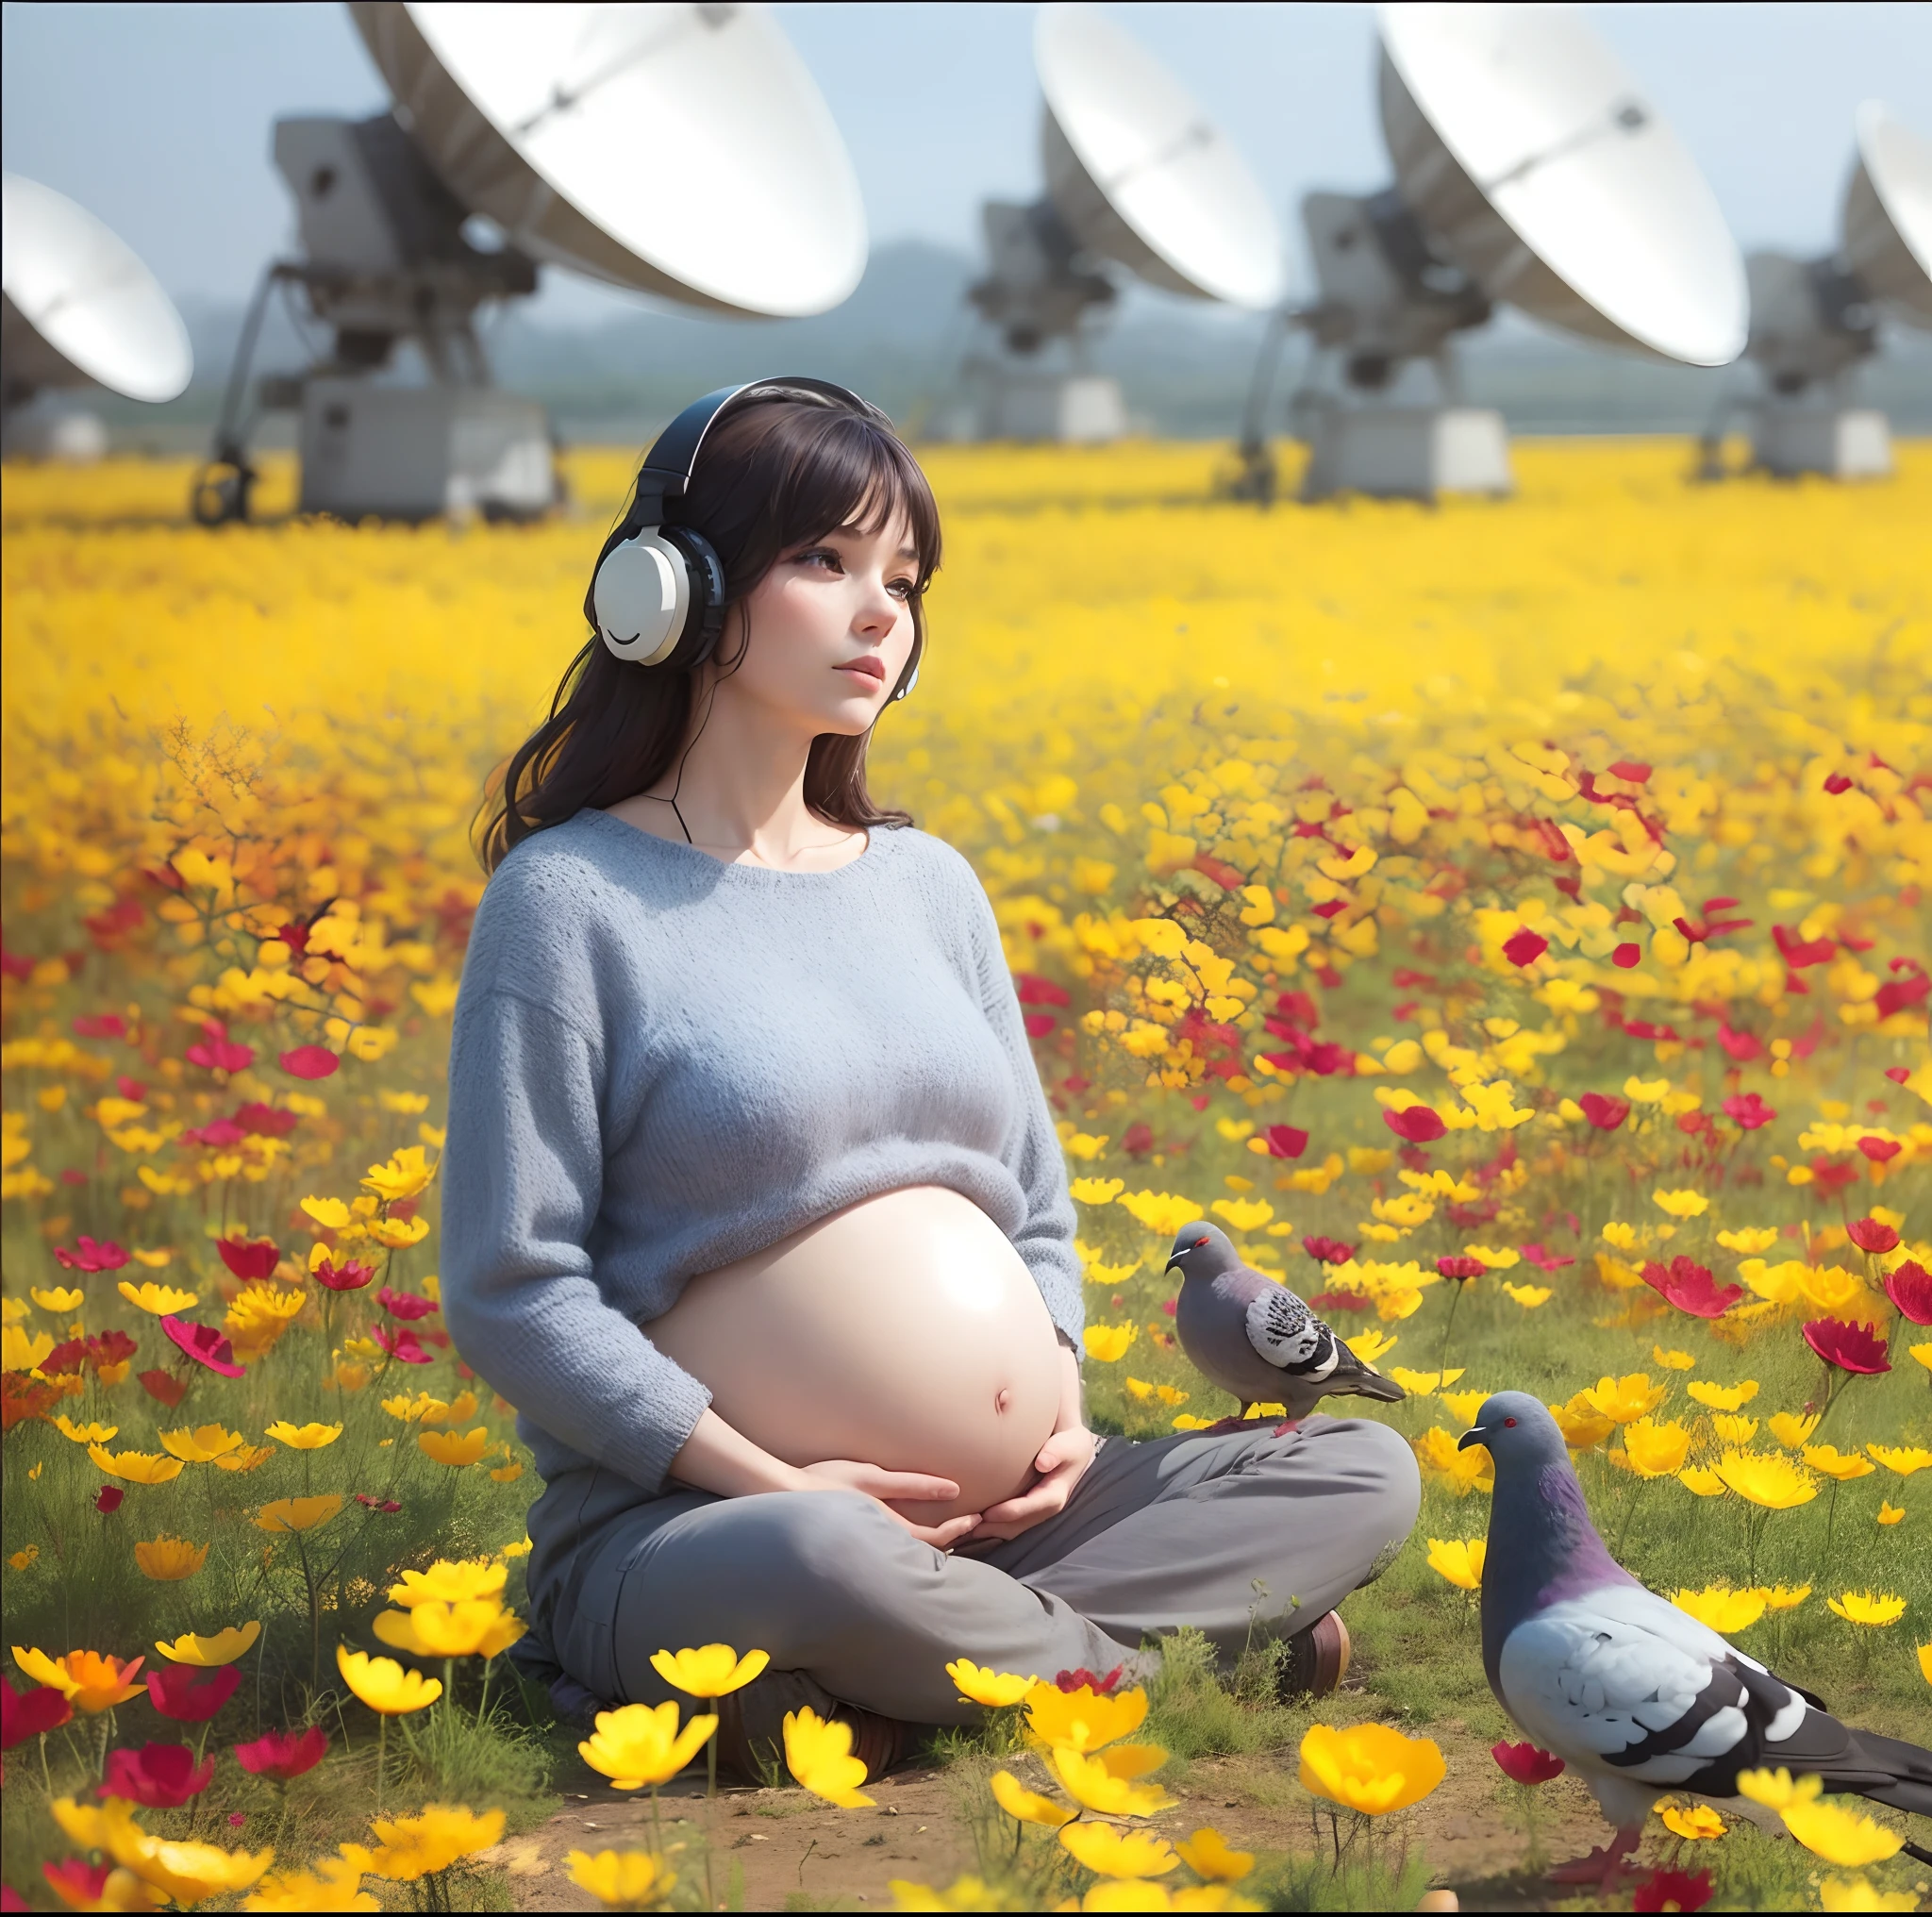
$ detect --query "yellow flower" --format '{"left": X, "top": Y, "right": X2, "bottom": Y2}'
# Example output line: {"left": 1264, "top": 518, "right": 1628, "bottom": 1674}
{"left": 1424, "top": 1538, "right": 1485, "bottom": 1591}
{"left": 1652, "top": 1189, "right": 1709, "bottom": 1218}
{"left": 362, "top": 1144, "right": 436, "bottom": 1202}
{"left": 576, "top": 1700, "right": 717, "bottom": 1792}
{"left": 1413, "top": 1425, "right": 1494, "bottom": 1495}
{"left": 889, "top": 1875, "right": 1007, "bottom": 1911}
{"left": 1025, "top": 1678, "right": 1148, "bottom": 1752}
{"left": 389, "top": 1560, "right": 506, "bottom": 1608}
{"left": 335, "top": 1646, "right": 441, "bottom": 1715}
{"left": 1049, "top": 1742, "right": 1178, "bottom": 1817}
{"left": 0, "top": 1326, "right": 51, "bottom": 1374}
{"left": 301, "top": 1196, "right": 353, "bottom": 1229}
{"left": 134, "top": 1536, "right": 209, "bottom": 1581}
{"left": 1910, "top": 1342, "right": 1932, "bottom": 1376}
{"left": 15, "top": 1647, "right": 147, "bottom": 1711}
{"left": 1344, "top": 1328, "right": 1398, "bottom": 1364}
{"left": 1070, "top": 1177, "right": 1125, "bottom": 1205}
{"left": 54, "top": 1415, "right": 119, "bottom": 1444}
{"left": 1714, "top": 1451, "right": 1818, "bottom": 1509}
{"left": 242, "top": 1854, "right": 376, "bottom": 1911}
{"left": 265, "top": 1421, "right": 342, "bottom": 1449}
{"left": 116, "top": 1279, "right": 200, "bottom": 1316}
{"left": 1386, "top": 1368, "right": 1439, "bottom": 1395}
{"left": 79, "top": 1797, "right": 273, "bottom": 1905}
{"left": 1652, "top": 1346, "right": 1696, "bottom": 1372}
{"left": 375, "top": 1600, "right": 524, "bottom": 1659}
{"left": 948, "top": 1659, "right": 1037, "bottom": 1708}
{"left": 1780, "top": 1799, "right": 1905, "bottom": 1869}
{"left": 1716, "top": 1227, "right": 1780, "bottom": 1255}
{"left": 1058, "top": 1823, "right": 1178, "bottom": 1879}
{"left": 1677, "top": 1466, "right": 1728, "bottom": 1497}
{"left": 158, "top": 1424, "right": 246, "bottom": 1463}
{"left": 1710, "top": 1413, "right": 1759, "bottom": 1446}
{"left": 1500, "top": 1282, "right": 1552, "bottom": 1309}
{"left": 1818, "top": 1875, "right": 1919, "bottom": 1912}
{"left": 1671, "top": 1586, "right": 1766, "bottom": 1634}
{"left": 88, "top": 1444, "right": 184, "bottom": 1486}
{"left": 1578, "top": 1374, "right": 1666, "bottom": 1424}
{"left": 784, "top": 1704, "right": 874, "bottom": 1808}
{"left": 1084, "top": 1324, "right": 1136, "bottom": 1362}
{"left": 1438, "top": 1388, "right": 1486, "bottom": 1425}
{"left": 1173, "top": 1828, "right": 1255, "bottom": 1881}
{"left": 1866, "top": 1444, "right": 1932, "bottom": 1476}
{"left": 1767, "top": 1412, "right": 1821, "bottom": 1449}
{"left": 31, "top": 1286, "right": 85, "bottom": 1313}
{"left": 648, "top": 1642, "right": 770, "bottom": 1698}
{"left": 417, "top": 1426, "right": 491, "bottom": 1467}
{"left": 1659, "top": 1804, "right": 1726, "bottom": 1841}
{"left": 214, "top": 1445, "right": 275, "bottom": 1474}
{"left": 1919, "top": 1643, "right": 1932, "bottom": 1685}
{"left": 1687, "top": 1379, "right": 1759, "bottom": 1412}
{"left": 368, "top": 1214, "right": 430, "bottom": 1249}
{"left": 1620, "top": 1417, "right": 1692, "bottom": 1478}
{"left": 253, "top": 1495, "right": 343, "bottom": 1533}
{"left": 156, "top": 1622, "right": 261, "bottom": 1666}
{"left": 1805, "top": 1445, "right": 1877, "bottom": 1482}
{"left": 362, "top": 1804, "right": 505, "bottom": 1880}
{"left": 8, "top": 1546, "right": 38, "bottom": 1572}
{"left": 989, "top": 1768, "right": 1076, "bottom": 1827}
{"left": 1877, "top": 1502, "right": 1905, "bottom": 1526}
{"left": 1736, "top": 1767, "right": 1824, "bottom": 1811}
{"left": 1298, "top": 1722, "right": 1444, "bottom": 1815}
{"left": 1827, "top": 1592, "right": 1907, "bottom": 1627}
{"left": 564, "top": 1849, "right": 677, "bottom": 1910}
{"left": 1546, "top": 1399, "right": 1617, "bottom": 1452}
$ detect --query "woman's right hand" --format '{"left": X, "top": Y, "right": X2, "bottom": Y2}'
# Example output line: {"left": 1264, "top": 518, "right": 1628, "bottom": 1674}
{"left": 792, "top": 1459, "right": 983, "bottom": 1550}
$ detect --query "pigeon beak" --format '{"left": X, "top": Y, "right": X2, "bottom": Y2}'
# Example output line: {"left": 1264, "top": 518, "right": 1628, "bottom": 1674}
{"left": 1163, "top": 1255, "right": 1181, "bottom": 1275}
{"left": 1457, "top": 1425, "right": 1487, "bottom": 1451}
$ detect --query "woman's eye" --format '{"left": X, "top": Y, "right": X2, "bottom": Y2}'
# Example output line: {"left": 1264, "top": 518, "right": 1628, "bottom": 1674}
{"left": 798, "top": 548, "right": 841, "bottom": 572}
{"left": 888, "top": 577, "right": 915, "bottom": 599}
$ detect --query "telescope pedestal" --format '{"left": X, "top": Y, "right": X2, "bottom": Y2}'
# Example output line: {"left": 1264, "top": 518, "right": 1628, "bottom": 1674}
{"left": 1301, "top": 406, "right": 1511, "bottom": 502}
{"left": 1751, "top": 406, "right": 1891, "bottom": 480}
{"left": 963, "top": 369, "right": 1126, "bottom": 444}
{"left": 298, "top": 380, "right": 555, "bottom": 523}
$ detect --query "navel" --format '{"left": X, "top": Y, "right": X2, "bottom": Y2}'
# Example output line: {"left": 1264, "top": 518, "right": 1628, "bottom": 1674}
{"left": 994, "top": 1386, "right": 1013, "bottom": 1415}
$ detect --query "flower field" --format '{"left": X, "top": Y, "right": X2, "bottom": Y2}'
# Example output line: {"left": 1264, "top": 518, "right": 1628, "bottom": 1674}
{"left": 2, "top": 437, "right": 1929, "bottom": 1911}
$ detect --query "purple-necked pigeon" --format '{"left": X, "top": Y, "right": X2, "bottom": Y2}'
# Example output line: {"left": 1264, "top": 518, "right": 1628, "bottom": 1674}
{"left": 1462, "top": 1392, "right": 1932, "bottom": 1892}
{"left": 1165, "top": 1221, "right": 1405, "bottom": 1420}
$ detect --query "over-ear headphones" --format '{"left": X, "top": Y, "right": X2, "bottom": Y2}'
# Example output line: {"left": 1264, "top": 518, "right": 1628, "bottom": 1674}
{"left": 591, "top": 375, "right": 918, "bottom": 698}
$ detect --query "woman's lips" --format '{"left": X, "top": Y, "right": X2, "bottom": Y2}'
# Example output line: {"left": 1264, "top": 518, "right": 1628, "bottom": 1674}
{"left": 838, "top": 658, "right": 886, "bottom": 686}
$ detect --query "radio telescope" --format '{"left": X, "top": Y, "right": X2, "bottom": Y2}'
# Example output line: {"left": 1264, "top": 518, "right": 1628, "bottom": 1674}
{"left": 1238, "top": 2, "right": 1747, "bottom": 502}
{"left": 195, "top": 1, "right": 866, "bottom": 525}
{"left": 3, "top": 173, "right": 192, "bottom": 459}
{"left": 958, "top": 1, "right": 1284, "bottom": 443}
{"left": 1701, "top": 103, "right": 1931, "bottom": 481}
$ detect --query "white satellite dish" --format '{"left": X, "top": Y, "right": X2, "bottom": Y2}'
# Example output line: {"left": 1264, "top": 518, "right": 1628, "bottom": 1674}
{"left": 2, "top": 172, "right": 192, "bottom": 409}
{"left": 352, "top": 1, "right": 866, "bottom": 319}
{"left": 959, "top": 1, "right": 1283, "bottom": 442}
{"left": 1253, "top": 2, "right": 1745, "bottom": 502}
{"left": 1710, "top": 102, "right": 1932, "bottom": 482}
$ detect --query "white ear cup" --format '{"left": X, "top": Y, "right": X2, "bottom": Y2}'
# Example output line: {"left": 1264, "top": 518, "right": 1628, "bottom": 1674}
{"left": 594, "top": 531, "right": 691, "bottom": 666}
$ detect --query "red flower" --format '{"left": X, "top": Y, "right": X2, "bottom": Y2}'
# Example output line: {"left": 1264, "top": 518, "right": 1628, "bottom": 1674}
{"left": 375, "top": 1287, "right": 439, "bottom": 1322}
{"left": 145, "top": 1662, "right": 242, "bottom": 1724}
{"left": 1823, "top": 773, "right": 1855, "bottom": 794}
{"left": 1303, "top": 1237, "right": 1356, "bottom": 1267}
{"left": 1886, "top": 1066, "right": 1911, "bottom": 1084}
{"left": 1491, "top": 1741, "right": 1564, "bottom": 1785}
{"left": 42, "top": 1862, "right": 116, "bottom": 1909}
{"left": 1307, "top": 1291, "right": 1371, "bottom": 1313}
{"left": 216, "top": 1236, "right": 280, "bottom": 1281}
{"left": 233, "top": 1726, "right": 327, "bottom": 1780}
{"left": 1639, "top": 1257, "right": 1741, "bottom": 1319}
{"left": 1262, "top": 1125, "right": 1308, "bottom": 1159}
{"left": 235, "top": 1101, "right": 299, "bottom": 1138}
{"left": 1517, "top": 1242, "right": 1574, "bottom": 1272}
{"left": 138, "top": 1369, "right": 190, "bottom": 1409}
{"left": 1846, "top": 1218, "right": 1900, "bottom": 1256}
{"left": 1810, "top": 1157, "right": 1861, "bottom": 1198}
{"left": 1633, "top": 1869, "right": 1711, "bottom": 1914}
{"left": 1874, "top": 964, "right": 1928, "bottom": 1021}
{"left": 356, "top": 1494, "right": 404, "bottom": 1512}
{"left": 0, "top": 1375, "right": 63, "bottom": 1432}
{"left": 1437, "top": 1256, "right": 1487, "bottom": 1281}
{"left": 1577, "top": 1093, "right": 1629, "bottom": 1131}
{"left": 160, "top": 1316, "right": 244, "bottom": 1377}
{"left": 89, "top": 1330, "right": 137, "bottom": 1370}
{"left": 42, "top": 1338, "right": 89, "bottom": 1376}
{"left": 1383, "top": 1106, "right": 1447, "bottom": 1143}
{"left": 1721, "top": 1092, "right": 1776, "bottom": 1131}
{"left": 278, "top": 1044, "right": 339, "bottom": 1079}
{"left": 95, "top": 1486, "right": 125, "bottom": 1514}
{"left": 73, "top": 1013, "right": 127, "bottom": 1040}
{"left": 1882, "top": 1259, "right": 1932, "bottom": 1326}
{"left": 1502, "top": 929, "right": 1548, "bottom": 967}
{"left": 371, "top": 1324, "right": 431, "bottom": 1365}
{"left": 1023, "top": 1013, "right": 1056, "bottom": 1038}
{"left": 311, "top": 1256, "right": 376, "bottom": 1292}
{"left": 101, "top": 1742, "right": 215, "bottom": 1807}
{"left": 1611, "top": 942, "right": 1641, "bottom": 968}
{"left": 1052, "top": 1666, "right": 1124, "bottom": 1695}
{"left": 1013, "top": 973, "right": 1072, "bottom": 1007}
{"left": 1857, "top": 1136, "right": 1901, "bottom": 1163}
{"left": 2, "top": 1676, "right": 74, "bottom": 1748}
{"left": 52, "top": 1235, "right": 128, "bottom": 1274}
{"left": 185, "top": 1021, "right": 254, "bottom": 1075}
{"left": 1803, "top": 1319, "right": 1890, "bottom": 1376}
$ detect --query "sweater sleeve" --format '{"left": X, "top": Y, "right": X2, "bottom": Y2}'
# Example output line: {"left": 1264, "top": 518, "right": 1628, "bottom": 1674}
{"left": 438, "top": 985, "right": 712, "bottom": 1494}
{"left": 955, "top": 868, "right": 1086, "bottom": 1350}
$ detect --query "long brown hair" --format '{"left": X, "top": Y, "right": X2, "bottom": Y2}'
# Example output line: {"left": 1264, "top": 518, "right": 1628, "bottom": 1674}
{"left": 479, "top": 392, "right": 941, "bottom": 873}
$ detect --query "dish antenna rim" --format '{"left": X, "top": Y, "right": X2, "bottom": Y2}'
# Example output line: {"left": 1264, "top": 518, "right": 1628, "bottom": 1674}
{"left": 1854, "top": 97, "right": 1932, "bottom": 283}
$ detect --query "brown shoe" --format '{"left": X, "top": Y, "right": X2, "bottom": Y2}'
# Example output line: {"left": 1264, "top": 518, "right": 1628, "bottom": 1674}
{"left": 1278, "top": 1610, "right": 1351, "bottom": 1699}
{"left": 712, "top": 1675, "right": 918, "bottom": 1787}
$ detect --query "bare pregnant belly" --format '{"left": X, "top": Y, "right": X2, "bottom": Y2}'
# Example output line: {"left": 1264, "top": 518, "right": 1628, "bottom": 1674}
{"left": 647, "top": 1185, "right": 1062, "bottom": 1523}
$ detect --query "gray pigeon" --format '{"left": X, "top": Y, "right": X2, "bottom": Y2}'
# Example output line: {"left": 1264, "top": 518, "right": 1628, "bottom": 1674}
{"left": 1462, "top": 1391, "right": 1932, "bottom": 1891}
{"left": 1165, "top": 1221, "right": 1405, "bottom": 1420}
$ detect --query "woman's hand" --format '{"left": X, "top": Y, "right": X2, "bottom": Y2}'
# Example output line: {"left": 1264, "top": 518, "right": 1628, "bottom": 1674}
{"left": 971, "top": 1340, "right": 1096, "bottom": 1542}
{"left": 793, "top": 1459, "right": 982, "bottom": 1550}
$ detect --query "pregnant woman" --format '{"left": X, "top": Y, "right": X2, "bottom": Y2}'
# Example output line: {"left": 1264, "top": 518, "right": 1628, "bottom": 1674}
{"left": 441, "top": 379, "right": 1420, "bottom": 1779}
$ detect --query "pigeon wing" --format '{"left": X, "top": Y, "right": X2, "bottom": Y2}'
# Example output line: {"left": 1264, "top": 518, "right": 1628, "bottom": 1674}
{"left": 1242, "top": 1285, "right": 1340, "bottom": 1384}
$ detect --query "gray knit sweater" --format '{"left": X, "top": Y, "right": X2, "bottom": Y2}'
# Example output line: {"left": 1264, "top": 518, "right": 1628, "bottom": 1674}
{"left": 439, "top": 807, "right": 1084, "bottom": 1496}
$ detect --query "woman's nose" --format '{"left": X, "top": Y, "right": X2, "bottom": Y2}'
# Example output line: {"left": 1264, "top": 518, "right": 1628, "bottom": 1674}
{"left": 853, "top": 578, "right": 899, "bottom": 635}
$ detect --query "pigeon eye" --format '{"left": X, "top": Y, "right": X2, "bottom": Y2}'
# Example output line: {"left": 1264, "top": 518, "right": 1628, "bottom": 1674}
{"left": 1503, "top": 1416, "right": 1518, "bottom": 1427}
{"left": 1193, "top": 1237, "right": 1208, "bottom": 1248}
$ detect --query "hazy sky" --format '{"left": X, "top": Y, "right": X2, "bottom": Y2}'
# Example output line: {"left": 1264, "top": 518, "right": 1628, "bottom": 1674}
{"left": 3, "top": 2, "right": 1927, "bottom": 326}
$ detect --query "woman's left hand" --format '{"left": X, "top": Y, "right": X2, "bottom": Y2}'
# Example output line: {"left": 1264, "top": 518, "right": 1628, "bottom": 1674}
{"left": 971, "top": 1339, "right": 1096, "bottom": 1542}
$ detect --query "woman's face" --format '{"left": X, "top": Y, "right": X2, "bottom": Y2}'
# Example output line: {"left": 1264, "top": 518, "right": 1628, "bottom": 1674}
{"left": 712, "top": 506, "right": 921, "bottom": 735}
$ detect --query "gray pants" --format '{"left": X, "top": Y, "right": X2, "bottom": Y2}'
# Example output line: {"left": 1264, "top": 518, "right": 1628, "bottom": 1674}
{"left": 532, "top": 1414, "right": 1419, "bottom": 1728}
